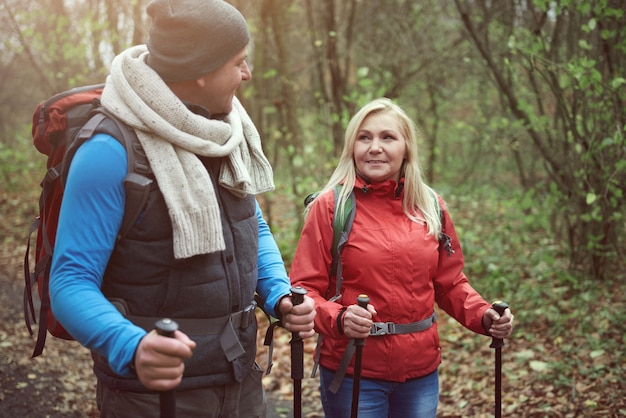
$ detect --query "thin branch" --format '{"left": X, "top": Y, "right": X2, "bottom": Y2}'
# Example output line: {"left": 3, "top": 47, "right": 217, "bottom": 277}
{"left": 1, "top": 0, "right": 56, "bottom": 94}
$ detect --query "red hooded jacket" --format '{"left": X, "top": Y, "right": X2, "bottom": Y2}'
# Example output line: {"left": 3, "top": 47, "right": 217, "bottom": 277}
{"left": 290, "top": 177, "right": 491, "bottom": 382}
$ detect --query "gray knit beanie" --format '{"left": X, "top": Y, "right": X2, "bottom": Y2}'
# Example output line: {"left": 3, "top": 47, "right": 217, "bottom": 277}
{"left": 146, "top": 0, "right": 250, "bottom": 82}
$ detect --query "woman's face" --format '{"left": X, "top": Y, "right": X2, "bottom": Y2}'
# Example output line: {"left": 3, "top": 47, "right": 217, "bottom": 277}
{"left": 353, "top": 111, "right": 407, "bottom": 183}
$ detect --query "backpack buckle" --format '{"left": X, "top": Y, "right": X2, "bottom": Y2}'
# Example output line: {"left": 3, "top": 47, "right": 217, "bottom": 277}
{"left": 240, "top": 302, "right": 256, "bottom": 329}
{"left": 370, "top": 321, "right": 396, "bottom": 336}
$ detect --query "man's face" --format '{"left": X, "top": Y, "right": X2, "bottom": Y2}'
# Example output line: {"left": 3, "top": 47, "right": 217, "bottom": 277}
{"left": 197, "top": 46, "right": 251, "bottom": 115}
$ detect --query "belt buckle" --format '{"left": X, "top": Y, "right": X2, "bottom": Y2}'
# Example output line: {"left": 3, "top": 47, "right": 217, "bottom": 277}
{"left": 370, "top": 322, "right": 395, "bottom": 336}
{"left": 240, "top": 303, "right": 256, "bottom": 329}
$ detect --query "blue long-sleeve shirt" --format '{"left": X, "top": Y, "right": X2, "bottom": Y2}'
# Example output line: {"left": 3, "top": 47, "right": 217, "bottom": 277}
{"left": 50, "top": 133, "right": 291, "bottom": 377}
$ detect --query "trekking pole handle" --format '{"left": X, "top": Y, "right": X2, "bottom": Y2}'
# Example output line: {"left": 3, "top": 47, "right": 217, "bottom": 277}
{"left": 155, "top": 318, "right": 178, "bottom": 338}
{"left": 357, "top": 294, "right": 369, "bottom": 310}
{"left": 155, "top": 318, "right": 179, "bottom": 418}
{"left": 291, "top": 286, "right": 307, "bottom": 307}
{"left": 355, "top": 294, "right": 370, "bottom": 347}
{"left": 489, "top": 301, "right": 509, "bottom": 349}
{"left": 290, "top": 286, "right": 308, "bottom": 381}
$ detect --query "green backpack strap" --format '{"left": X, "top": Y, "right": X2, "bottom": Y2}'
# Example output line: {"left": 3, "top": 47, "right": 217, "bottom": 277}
{"left": 329, "top": 184, "right": 356, "bottom": 282}
{"left": 428, "top": 187, "right": 441, "bottom": 219}
{"left": 303, "top": 184, "right": 356, "bottom": 286}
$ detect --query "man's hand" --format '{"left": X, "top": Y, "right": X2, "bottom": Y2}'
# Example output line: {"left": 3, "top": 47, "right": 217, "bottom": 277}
{"left": 134, "top": 330, "right": 196, "bottom": 391}
{"left": 279, "top": 295, "right": 316, "bottom": 338}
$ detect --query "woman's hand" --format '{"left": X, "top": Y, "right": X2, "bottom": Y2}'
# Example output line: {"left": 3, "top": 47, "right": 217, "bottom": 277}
{"left": 483, "top": 307, "right": 514, "bottom": 339}
{"left": 342, "top": 303, "right": 378, "bottom": 339}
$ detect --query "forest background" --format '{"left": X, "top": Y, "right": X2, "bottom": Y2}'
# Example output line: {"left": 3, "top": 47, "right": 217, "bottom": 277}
{"left": 0, "top": 0, "right": 624, "bottom": 417}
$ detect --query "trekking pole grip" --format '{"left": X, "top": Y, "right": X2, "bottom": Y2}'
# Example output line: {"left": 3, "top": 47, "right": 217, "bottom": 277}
{"left": 291, "top": 285, "right": 307, "bottom": 307}
{"left": 155, "top": 318, "right": 178, "bottom": 338}
{"left": 357, "top": 294, "right": 370, "bottom": 309}
{"left": 355, "top": 294, "right": 370, "bottom": 347}
{"left": 290, "top": 286, "right": 308, "bottom": 380}
{"left": 155, "top": 318, "right": 179, "bottom": 418}
{"left": 489, "top": 301, "right": 509, "bottom": 349}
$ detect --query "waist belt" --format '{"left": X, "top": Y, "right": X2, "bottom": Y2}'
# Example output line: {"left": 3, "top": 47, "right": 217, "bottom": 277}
{"left": 369, "top": 311, "right": 437, "bottom": 336}
{"left": 110, "top": 298, "right": 256, "bottom": 362}
{"left": 123, "top": 304, "right": 257, "bottom": 335}
{"left": 328, "top": 311, "right": 437, "bottom": 394}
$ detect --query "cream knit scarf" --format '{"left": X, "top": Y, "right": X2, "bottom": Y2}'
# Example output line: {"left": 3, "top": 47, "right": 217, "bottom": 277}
{"left": 100, "top": 45, "right": 275, "bottom": 259}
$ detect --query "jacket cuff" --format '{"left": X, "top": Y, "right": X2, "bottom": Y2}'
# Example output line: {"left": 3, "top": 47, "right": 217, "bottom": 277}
{"left": 336, "top": 307, "right": 347, "bottom": 335}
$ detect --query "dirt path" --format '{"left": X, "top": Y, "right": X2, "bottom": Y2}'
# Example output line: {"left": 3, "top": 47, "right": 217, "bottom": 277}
{"left": 0, "top": 267, "right": 99, "bottom": 417}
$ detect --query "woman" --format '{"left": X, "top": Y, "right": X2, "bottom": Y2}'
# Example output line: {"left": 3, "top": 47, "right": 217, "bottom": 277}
{"left": 290, "top": 98, "right": 514, "bottom": 417}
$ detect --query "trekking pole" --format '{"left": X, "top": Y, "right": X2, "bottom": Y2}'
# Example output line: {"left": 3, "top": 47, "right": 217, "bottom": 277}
{"left": 489, "top": 301, "right": 509, "bottom": 418}
{"left": 350, "top": 294, "right": 370, "bottom": 418}
{"left": 290, "top": 286, "right": 308, "bottom": 418}
{"left": 155, "top": 318, "right": 179, "bottom": 418}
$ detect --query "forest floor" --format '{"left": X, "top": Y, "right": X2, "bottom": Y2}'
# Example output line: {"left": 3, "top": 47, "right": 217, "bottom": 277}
{"left": 1, "top": 186, "right": 625, "bottom": 417}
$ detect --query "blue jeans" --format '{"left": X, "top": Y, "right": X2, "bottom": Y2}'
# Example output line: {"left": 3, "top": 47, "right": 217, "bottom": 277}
{"left": 319, "top": 366, "right": 439, "bottom": 418}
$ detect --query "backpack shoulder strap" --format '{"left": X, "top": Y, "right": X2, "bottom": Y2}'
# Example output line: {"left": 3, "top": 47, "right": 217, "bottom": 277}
{"left": 329, "top": 184, "right": 356, "bottom": 298}
{"left": 303, "top": 184, "right": 356, "bottom": 285}
{"left": 69, "top": 108, "right": 153, "bottom": 240}
{"left": 428, "top": 187, "right": 441, "bottom": 219}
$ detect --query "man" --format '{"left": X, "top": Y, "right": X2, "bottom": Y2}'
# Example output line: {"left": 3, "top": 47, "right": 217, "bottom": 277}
{"left": 49, "top": 0, "right": 316, "bottom": 416}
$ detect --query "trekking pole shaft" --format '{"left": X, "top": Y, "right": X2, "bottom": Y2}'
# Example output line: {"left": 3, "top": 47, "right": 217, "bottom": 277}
{"left": 290, "top": 286, "right": 307, "bottom": 418}
{"left": 351, "top": 294, "right": 370, "bottom": 418}
{"left": 495, "top": 347, "right": 502, "bottom": 418}
{"left": 155, "top": 318, "right": 179, "bottom": 418}
{"left": 489, "top": 301, "right": 509, "bottom": 418}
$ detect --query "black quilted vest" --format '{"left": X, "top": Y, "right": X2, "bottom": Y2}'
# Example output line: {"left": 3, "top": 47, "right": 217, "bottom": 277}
{"left": 92, "top": 154, "right": 259, "bottom": 392}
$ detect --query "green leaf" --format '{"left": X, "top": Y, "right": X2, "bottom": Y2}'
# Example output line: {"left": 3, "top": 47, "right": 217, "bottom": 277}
{"left": 611, "top": 77, "right": 626, "bottom": 89}
{"left": 586, "top": 193, "right": 597, "bottom": 205}
{"left": 590, "top": 349, "right": 605, "bottom": 359}
{"left": 587, "top": 18, "right": 597, "bottom": 31}
{"left": 529, "top": 360, "right": 550, "bottom": 372}
{"left": 578, "top": 39, "right": 591, "bottom": 50}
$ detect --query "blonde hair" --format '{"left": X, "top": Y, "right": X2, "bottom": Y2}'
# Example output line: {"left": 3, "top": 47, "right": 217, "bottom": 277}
{"left": 312, "top": 97, "right": 442, "bottom": 236}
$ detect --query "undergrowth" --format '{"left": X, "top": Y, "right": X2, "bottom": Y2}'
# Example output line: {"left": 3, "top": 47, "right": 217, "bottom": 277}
{"left": 442, "top": 183, "right": 626, "bottom": 413}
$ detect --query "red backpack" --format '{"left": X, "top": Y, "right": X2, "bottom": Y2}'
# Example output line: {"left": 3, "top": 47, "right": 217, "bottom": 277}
{"left": 24, "top": 84, "right": 153, "bottom": 357}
